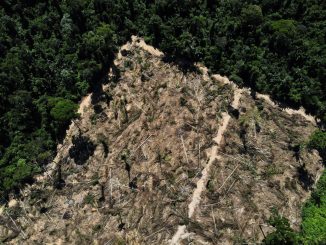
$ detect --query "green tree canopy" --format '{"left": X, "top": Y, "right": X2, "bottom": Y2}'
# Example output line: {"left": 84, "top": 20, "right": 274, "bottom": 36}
{"left": 1, "top": 158, "right": 38, "bottom": 191}
{"left": 50, "top": 98, "right": 78, "bottom": 123}
{"left": 241, "top": 5, "right": 263, "bottom": 27}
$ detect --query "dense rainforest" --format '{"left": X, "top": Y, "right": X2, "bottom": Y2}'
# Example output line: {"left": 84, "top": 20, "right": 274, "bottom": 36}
{"left": 0, "top": 0, "right": 325, "bottom": 243}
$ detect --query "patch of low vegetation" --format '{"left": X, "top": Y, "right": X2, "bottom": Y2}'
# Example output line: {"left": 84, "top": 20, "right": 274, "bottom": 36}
{"left": 263, "top": 164, "right": 284, "bottom": 178}
{"left": 265, "top": 130, "right": 326, "bottom": 243}
{"left": 263, "top": 209, "right": 299, "bottom": 245}
{"left": 83, "top": 193, "right": 95, "bottom": 206}
{"left": 300, "top": 169, "right": 326, "bottom": 243}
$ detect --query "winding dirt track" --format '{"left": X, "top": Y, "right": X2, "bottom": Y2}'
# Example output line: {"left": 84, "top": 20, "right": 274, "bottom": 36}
{"left": 32, "top": 37, "right": 317, "bottom": 244}
{"left": 255, "top": 93, "right": 316, "bottom": 125}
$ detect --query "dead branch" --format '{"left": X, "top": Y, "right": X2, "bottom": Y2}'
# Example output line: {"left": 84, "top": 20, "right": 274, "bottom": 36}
{"left": 133, "top": 135, "right": 152, "bottom": 153}
{"left": 217, "top": 164, "right": 239, "bottom": 192}
{"left": 5, "top": 211, "right": 26, "bottom": 239}
{"left": 181, "top": 135, "right": 189, "bottom": 165}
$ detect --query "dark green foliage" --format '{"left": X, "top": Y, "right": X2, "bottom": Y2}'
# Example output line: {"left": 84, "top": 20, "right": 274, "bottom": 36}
{"left": 135, "top": 0, "right": 326, "bottom": 122}
{"left": 0, "top": 0, "right": 127, "bottom": 197}
{"left": 266, "top": 131, "right": 326, "bottom": 243}
{"left": 0, "top": 159, "right": 39, "bottom": 191}
{"left": 0, "top": 6, "right": 325, "bottom": 242}
{"left": 241, "top": 5, "right": 264, "bottom": 27}
{"left": 308, "top": 130, "right": 326, "bottom": 159}
{"left": 263, "top": 210, "right": 299, "bottom": 244}
{"left": 266, "top": 171, "right": 326, "bottom": 244}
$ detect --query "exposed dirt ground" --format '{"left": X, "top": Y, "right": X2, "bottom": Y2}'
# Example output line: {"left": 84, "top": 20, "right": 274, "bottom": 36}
{"left": 0, "top": 37, "right": 323, "bottom": 245}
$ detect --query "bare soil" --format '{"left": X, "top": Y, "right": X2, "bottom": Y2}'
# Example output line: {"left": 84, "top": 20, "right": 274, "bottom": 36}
{"left": 1, "top": 37, "right": 323, "bottom": 245}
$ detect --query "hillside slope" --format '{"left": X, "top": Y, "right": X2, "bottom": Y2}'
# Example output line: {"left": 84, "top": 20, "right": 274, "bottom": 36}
{"left": 0, "top": 37, "right": 323, "bottom": 245}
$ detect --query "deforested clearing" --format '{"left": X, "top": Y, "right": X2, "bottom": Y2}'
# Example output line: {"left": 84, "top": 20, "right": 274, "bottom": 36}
{"left": 1, "top": 38, "right": 323, "bottom": 245}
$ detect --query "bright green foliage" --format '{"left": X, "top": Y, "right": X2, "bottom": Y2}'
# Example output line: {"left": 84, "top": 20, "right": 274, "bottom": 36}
{"left": 270, "top": 19, "right": 297, "bottom": 36}
{"left": 50, "top": 98, "right": 78, "bottom": 123}
{"left": 262, "top": 129, "right": 326, "bottom": 243}
{"left": 300, "top": 172, "right": 326, "bottom": 243}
